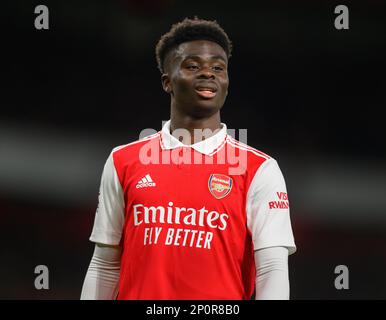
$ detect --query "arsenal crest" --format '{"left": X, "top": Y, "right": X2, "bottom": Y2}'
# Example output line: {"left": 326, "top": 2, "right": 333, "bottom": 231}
{"left": 208, "top": 174, "right": 233, "bottom": 199}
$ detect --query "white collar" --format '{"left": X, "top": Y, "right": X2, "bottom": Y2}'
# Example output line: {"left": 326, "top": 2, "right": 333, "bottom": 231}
{"left": 160, "top": 120, "right": 228, "bottom": 155}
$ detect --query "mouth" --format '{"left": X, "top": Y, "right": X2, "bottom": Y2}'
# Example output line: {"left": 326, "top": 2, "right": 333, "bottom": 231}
{"left": 195, "top": 85, "right": 218, "bottom": 99}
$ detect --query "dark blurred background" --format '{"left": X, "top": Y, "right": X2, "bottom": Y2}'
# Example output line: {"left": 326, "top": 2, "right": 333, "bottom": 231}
{"left": 2, "top": 0, "right": 386, "bottom": 299}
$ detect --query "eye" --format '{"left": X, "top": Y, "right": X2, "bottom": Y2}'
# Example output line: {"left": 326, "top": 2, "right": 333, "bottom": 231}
{"left": 212, "top": 65, "right": 225, "bottom": 72}
{"left": 187, "top": 65, "right": 199, "bottom": 70}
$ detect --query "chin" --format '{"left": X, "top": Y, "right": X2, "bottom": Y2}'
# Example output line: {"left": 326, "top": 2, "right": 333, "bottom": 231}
{"left": 190, "top": 100, "right": 222, "bottom": 117}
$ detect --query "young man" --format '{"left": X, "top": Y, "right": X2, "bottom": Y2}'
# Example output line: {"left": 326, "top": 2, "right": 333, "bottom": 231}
{"left": 81, "top": 17, "right": 296, "bottom": 300}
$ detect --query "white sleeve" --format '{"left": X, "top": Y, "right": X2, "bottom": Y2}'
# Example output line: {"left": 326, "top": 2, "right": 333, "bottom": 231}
{"left": 80, "top": 244, "right": 122, "bottom": 300}
{"left": 247, "top": 158, "right": 296, "bottom": 254}
{"left": 89, "top": 151, "right": 125, "bottom": 246}
{"left": 254, "top": 246, "right": 290, "bottom": 300}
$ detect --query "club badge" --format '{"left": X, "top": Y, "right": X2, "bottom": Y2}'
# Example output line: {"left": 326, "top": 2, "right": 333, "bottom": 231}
{"left": 208, "top": 174, "right": 233, "bottom": 199}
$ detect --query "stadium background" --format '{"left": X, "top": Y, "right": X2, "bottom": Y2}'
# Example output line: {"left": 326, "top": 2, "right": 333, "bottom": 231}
{"left": 2, "top": 0, "right": 386, "bottom": 299}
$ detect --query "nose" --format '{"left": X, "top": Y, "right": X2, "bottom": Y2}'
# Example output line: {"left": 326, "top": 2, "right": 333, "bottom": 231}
{"left": 197, "top": 67, "right": 215, "bottom": 79}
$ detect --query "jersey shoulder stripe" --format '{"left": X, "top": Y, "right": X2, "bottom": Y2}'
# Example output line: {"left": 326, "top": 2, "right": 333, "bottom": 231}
{"left": 226, "top": 136, "right": 271, "bottom": 160}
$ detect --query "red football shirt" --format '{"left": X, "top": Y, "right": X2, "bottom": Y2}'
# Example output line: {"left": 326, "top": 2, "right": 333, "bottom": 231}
{"left": 90, "top": 120, "right": 296, "bottom": 299}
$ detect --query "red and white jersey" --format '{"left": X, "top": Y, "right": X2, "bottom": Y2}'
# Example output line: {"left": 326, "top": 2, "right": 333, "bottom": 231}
{"left": 90, "top": 120, "right": 296, "bottom": 300}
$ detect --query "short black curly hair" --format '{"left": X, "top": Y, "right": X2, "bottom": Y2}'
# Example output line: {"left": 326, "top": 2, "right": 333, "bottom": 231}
{"left": 155, "top": 17, "right": 232, "bottom": 73}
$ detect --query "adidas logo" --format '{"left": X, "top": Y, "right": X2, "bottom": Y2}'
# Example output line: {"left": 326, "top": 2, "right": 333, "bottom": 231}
{"left": 136, "top": 174, "right": 156, "bottom": 189}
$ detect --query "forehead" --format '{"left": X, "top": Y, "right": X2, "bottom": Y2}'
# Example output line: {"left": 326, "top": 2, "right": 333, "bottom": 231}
{"left": 173, "top": 40, "right": 227, "bottom": 62}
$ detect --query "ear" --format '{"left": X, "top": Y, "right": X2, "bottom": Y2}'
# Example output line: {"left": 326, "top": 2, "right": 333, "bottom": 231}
{"left": 161, "top": 73, "right": 172, "bottom": 94}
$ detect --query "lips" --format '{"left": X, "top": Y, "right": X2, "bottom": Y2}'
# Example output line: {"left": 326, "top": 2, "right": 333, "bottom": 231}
{"left": 195, "top": 84, "right": 218, "bottom": 99}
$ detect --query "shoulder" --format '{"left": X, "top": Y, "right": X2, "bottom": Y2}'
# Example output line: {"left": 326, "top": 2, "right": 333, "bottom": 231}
{"left": 226, "top": 135, "right": 274, "bottom": 164}
{"left": 108, "top": 132, "right": 160, "bottom": 166}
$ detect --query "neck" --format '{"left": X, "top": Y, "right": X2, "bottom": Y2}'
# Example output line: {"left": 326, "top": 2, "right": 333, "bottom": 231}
{"left": 170, "top": 108, "right": 222, "bottom": 145}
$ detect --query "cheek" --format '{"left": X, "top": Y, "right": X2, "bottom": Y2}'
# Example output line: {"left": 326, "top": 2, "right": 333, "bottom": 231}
{"left": 219, "top": 77, "right": 229, "bottom": 93}
{"left": 172, "top": 75, "right": 194, "bottom": 95}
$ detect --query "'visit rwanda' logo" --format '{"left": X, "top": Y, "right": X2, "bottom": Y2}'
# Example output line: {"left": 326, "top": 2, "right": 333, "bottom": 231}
{"left": 208, "top": 174, "right": 233, "bottom": 199}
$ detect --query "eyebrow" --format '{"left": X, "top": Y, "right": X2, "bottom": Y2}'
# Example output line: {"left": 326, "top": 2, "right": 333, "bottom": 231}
{"left": 182, "top": 54, "right": 227, "bottom": 63}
